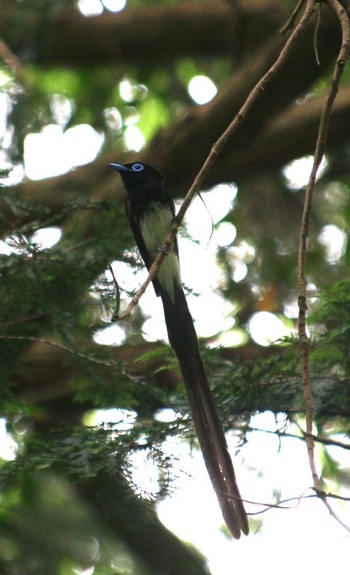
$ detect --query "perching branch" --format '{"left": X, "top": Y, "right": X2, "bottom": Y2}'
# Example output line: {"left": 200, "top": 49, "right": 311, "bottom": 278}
{"left": 116, "top": 0, "right": 316, "bottom": 320}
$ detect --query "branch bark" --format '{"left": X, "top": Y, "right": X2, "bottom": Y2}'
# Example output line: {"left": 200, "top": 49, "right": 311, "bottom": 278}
{"left": 2, "top": 1, "right": 287, "bottom": 66}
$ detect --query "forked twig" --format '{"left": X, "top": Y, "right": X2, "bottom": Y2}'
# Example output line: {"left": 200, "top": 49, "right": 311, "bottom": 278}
{"left": 246, "top": 489, "right": 350, "bottom": 527}
{"left": 280, "top": 0, "right": 307, "bottom": 34}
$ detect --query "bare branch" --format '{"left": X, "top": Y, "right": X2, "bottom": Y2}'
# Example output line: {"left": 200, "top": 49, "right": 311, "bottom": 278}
{"left": 280, "top": 0, "right": 307, "bottom": 34}
{"left": 297, "top": 0, "right": 350, "bottom": 501}
{"left": 247, "top": 489, "right": 350, "bottom": 517}
{"left": 240, "top": 424, "right": 350, "bottom": 450}
{"left": 0, "top": 1, "right": 287, "bottom": 67}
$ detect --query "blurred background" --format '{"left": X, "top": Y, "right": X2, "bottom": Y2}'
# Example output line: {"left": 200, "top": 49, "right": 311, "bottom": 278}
{"left": 0, "top": 1, "right": 350, "bottom": 574}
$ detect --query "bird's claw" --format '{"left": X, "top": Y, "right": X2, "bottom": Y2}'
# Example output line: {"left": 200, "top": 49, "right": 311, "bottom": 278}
{"left": 156, "top": 244, "right": 169, "bottom": 255}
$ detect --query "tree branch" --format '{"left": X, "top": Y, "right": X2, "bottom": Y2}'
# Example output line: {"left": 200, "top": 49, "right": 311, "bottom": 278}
{"left": 297, "top": 0, "right": 350, "bottom": 500}
{"left": 1, "top": 1, "right": 287, "bottom": 66}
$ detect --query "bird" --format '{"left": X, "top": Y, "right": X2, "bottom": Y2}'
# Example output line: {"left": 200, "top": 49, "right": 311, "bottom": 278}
{"left": 110, "top": 161, "right": 249, "bottom": 539}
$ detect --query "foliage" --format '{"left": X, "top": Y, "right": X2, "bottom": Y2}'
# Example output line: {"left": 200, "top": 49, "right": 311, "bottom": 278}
{"left": 0, "top": 0, "right": 350, "bottom": 573}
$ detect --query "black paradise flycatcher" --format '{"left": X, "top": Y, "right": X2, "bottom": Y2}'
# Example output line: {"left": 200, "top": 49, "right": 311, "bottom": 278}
{"left": 110, "top": 161, "right": 249, "bottom": 539}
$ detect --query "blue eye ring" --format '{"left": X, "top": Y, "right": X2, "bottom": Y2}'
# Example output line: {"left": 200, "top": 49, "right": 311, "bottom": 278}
{"left": 131, "top": 163, "right": 144, "bottom": 172}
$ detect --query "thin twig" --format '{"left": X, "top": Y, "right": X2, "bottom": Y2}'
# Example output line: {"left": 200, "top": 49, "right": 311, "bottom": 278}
{"left": 246, "top": 489, "right": 350, "bottom": 514}
{"left": 280, "top": 0, "right": 307, "bottom": 35}
{"left": 239, "top": 424, "right": 350, "bottom": 450}
{"left": 297, "top": 0, "right": 350, "bottom": 497}
{"left": 314, "top": 2, "right": 322, "bottom": 65}
{"left": 0, "top": 38, "right": 29, "bottom": 90}
{"left": 244, "top": 483, "right": 350, "bottom": 534}
{"left": 116, "top": 0, "right": 316, "bottom": 321}
{"left": 0, "top": 334, "right": 119, "bottom": 367}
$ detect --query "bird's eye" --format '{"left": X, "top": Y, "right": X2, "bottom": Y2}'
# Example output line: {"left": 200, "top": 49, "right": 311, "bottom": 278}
{"left": 131, "top": 163, "right": 144, "bottom": 172}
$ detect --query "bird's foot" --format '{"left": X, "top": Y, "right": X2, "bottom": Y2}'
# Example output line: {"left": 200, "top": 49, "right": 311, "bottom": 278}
{"left": 156, "top": 244, "right": 169, "bottom": 255}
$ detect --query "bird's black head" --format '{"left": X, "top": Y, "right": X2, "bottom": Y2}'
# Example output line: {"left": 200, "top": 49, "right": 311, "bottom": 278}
{"left": 110, "top": 162, "right": 164, "bottom": 190}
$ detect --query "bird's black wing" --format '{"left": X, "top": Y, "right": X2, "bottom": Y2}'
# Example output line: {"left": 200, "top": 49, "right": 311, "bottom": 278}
{"left": 125, "top": 197, "right": 163, "bottom": 297}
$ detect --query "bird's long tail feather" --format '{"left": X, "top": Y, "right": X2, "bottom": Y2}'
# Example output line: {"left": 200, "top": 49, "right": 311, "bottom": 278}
{"left": 160, "top": 285, "right": 249, "bottom": 538}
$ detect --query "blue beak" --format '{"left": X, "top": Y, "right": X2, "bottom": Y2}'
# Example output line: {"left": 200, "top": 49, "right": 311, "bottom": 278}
{"left": 109, "top": 163, "right": 130, "bottom": 172}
